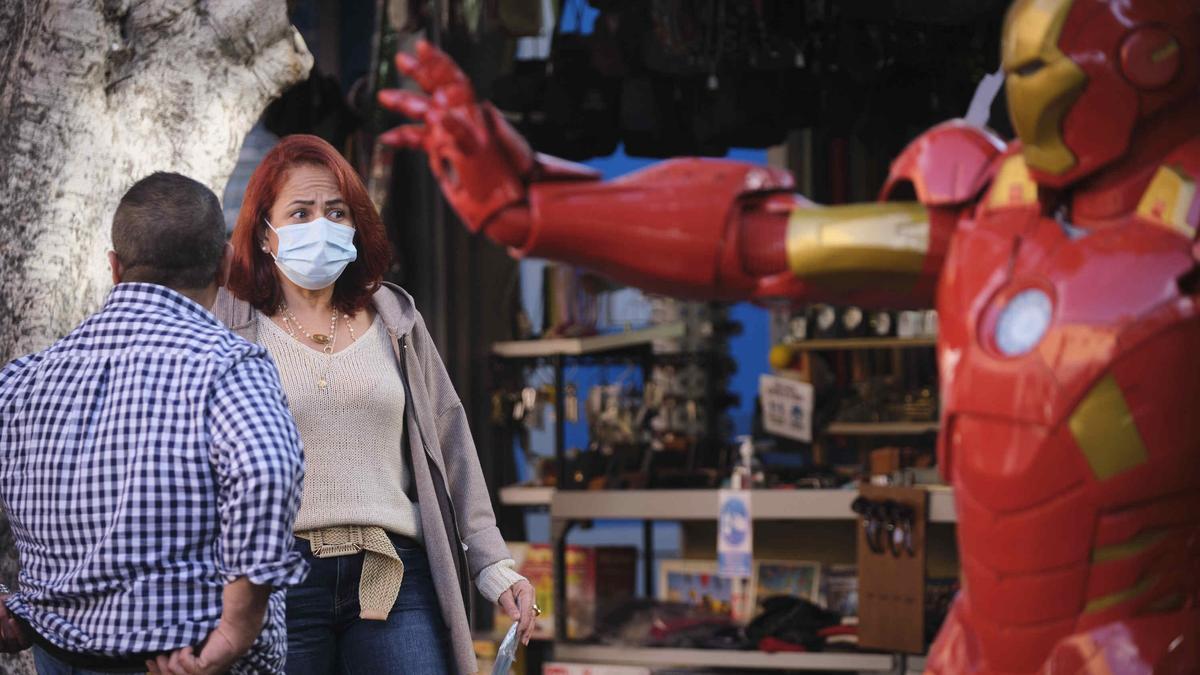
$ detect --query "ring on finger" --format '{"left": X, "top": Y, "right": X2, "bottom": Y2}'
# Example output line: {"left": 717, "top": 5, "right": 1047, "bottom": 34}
{"left": 532, "top": 602, "right": 542, "bottom": 617}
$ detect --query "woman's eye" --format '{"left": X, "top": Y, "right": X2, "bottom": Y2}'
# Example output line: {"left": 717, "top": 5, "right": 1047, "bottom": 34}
{"left": 329, "top": 209, "right": 345, "bottom": 219}
{"left": 290, "top": 209, "right": 306, "bottom": 219}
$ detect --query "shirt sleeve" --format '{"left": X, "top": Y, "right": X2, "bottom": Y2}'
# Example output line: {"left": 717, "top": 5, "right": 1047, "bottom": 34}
{"left": 0, "top": 355, "right": 37, "bottom": 423}
{"left": 207, "top": 351, "right": 307, "bottom": 588}
{"left": 475, "top": 559, "right": 527, "bottom": 605}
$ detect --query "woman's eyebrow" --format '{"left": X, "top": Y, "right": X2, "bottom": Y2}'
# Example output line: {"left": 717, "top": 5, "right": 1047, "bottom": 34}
{"left": 285, "top": 197, "right": 344, "bottom": 208}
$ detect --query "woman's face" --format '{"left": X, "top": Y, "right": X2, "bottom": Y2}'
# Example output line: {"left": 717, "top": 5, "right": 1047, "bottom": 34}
{"left": 262, "top": 163, "right": 355, "bottom": 255}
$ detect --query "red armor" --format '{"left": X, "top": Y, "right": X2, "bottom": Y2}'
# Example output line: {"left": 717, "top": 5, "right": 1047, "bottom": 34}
{"left": 380, "top": 1, "right": 1200, "bottom": 671}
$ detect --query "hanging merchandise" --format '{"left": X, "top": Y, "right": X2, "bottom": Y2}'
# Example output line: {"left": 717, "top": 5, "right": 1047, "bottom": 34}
{"left": 701, "top": 1, "right": 795, "bottom": 149}
{"left": 494, "top": 0, "right": 544, "bottom": 37}
{"left": 563, "top": 383, "right": 579, "bottom": 423}
{"left": 587, "top": 4, "right": 632, "bottom": 79}
{"left": 540, "top": 265, "right": 604, "bottom": 337}
{"left": 640, "top": 0, "right": 706, "bottom": 76}
{"left": 386, "top": 0, "right": 430, "bottom": 33}
{"left": 619, "top": 75, "right": 713, "bottom": 157}
{"left": 523, "top": 385, "right": 544, "bottom": 430}
{"left": 261, "top": 69, "right": 358, "bottom": 150}
{"left": 543, "top": 0, "right": 621, "bottom": 158}
{"left": 491, "top": 0, "right": 620, "bottom": 160}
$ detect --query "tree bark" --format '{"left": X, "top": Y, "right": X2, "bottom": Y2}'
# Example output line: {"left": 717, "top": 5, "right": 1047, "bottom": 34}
{"left": 0, "top": 2, "right": 311, "bottom": 671}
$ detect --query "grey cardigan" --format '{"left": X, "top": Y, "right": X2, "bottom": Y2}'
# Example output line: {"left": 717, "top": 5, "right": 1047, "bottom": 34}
{"left": 213, "top": 283, "right": 511, "bottom": 675}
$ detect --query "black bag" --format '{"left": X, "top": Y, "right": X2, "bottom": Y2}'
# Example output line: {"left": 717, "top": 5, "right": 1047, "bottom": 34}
{"left": 746, "top": 596, "right": 843, "bottom": 651}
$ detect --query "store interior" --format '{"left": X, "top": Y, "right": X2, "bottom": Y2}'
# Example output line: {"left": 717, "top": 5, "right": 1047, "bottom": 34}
{"left": 230, "top": 0, "right": 1019, "bottom": 673}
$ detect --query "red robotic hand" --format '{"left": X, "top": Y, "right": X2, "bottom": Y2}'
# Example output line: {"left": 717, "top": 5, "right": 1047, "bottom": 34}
{"left": 377, "top": 41, "right": 542, "bottom": 238}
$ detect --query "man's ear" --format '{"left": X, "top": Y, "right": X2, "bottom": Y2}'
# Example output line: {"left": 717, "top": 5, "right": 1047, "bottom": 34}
{"left": 216, "top": 242, "right": 233, "bottom": 288}
{"left": 108, "top": 251, "right": 123, "bottom": 285}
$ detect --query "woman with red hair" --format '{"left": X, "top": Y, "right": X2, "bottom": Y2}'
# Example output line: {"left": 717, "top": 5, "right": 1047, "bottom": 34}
{"left": 214, "top": 134, "right": 536, "bottom": 674}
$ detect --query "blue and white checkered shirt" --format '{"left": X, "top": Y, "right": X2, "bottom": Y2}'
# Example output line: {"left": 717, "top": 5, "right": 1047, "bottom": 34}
{"left": 0, "top": 283, "right": 307, "bottom": 673}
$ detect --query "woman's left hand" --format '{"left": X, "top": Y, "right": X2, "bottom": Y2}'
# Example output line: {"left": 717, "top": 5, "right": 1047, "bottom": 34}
{"left": 497, "top": 579, "right": 537, "bottom": 646}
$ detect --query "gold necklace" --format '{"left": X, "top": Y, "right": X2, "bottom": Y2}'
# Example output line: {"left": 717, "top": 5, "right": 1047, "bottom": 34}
{"left": 277, "top": 304, "right": 360, "bottom": 391}
{"left": 280, "top": 304, "right": 337, "bottom": 347}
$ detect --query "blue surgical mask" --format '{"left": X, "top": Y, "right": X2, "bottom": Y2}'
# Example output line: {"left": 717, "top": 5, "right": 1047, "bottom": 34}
{"left": 265, "top": 217, "right": 358, "bottom": 290}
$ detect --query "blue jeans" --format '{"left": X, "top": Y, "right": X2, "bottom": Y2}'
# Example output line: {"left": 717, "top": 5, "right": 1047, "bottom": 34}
{"left": 285, "top": 533, "right": 451, "bottom": 675}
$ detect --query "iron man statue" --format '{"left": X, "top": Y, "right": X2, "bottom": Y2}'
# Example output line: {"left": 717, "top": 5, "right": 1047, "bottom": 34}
{"left": 379, "top": 0, "right": 1200, "bottom": 672}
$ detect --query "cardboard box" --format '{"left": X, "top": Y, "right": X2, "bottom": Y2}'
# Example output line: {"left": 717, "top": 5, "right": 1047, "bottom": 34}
{"left": 497, "top": 543, "right": 637, "bottom": 641}
{"left": 753, "top": 559, "right": 821, "bottom": 608}
{"left": 657, "top": 559, "right": 754, "bottom": 619}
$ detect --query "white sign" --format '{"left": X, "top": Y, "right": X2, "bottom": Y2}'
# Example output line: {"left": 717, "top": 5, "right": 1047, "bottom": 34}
{"left": 718, "top": 489, "right": 753, "bottom": 579}
{"left": 759, "top": 374, "right": 814, "bottom": 443}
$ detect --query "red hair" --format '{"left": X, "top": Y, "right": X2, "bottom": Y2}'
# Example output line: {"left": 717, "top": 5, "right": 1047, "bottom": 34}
{"left": 227, "top": 134, "right": 392, "bottom": 316}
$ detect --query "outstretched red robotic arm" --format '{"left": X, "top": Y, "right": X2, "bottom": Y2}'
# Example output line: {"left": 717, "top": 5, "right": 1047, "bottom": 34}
{"left": 379, "top": 41, "right": 1001, "bottom": 307}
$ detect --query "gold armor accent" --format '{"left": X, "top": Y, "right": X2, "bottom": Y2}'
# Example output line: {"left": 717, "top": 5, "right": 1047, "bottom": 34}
{"left": 1091, "top": 529, "right": 1168, "bottom": 563}
{"left": 785, "top": 203, "right": 930, "bottom": 289}
{"left": 1002, "top": 0, "right": 1087, "bottom": 175}
{"left": 988, "top": 154, "right": 1039, "bottom": 209}
{"left": 1068, "top": 374, "right": 1149, "bottom": 481}
{"left": 1084, "top": 574, "right": 1158, "bottom": 614}
{"left": 1135, "top": 165, "right": 1197, "bottom": 236}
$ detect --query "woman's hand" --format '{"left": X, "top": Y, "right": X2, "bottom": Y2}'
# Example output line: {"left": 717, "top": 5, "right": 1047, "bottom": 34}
{"left": 496, "top": 579, "right": 537, "bottom": 646}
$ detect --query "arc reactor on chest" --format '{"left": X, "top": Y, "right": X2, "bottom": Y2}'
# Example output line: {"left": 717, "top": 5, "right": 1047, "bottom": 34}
{"left": 993, "top": 288, "right": 1054, "bottom": 357}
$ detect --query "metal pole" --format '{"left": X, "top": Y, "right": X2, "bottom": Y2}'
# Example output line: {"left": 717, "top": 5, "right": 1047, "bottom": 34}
{"left": 554, "top": 353, "right": 567, "bottom": 489}
{"left": 552, "top": 518, "right": 571, "bottom": 641}
{"left": 642, "top": 520, "right": 655, "bottom": 598}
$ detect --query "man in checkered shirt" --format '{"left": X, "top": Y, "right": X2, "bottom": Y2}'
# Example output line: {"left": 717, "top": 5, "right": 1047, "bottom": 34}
{"left": 0, "top": 173, "right": 307, "bottom": 674}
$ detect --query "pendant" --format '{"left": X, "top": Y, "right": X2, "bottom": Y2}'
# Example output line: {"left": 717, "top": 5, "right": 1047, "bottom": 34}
{"left": 318, "top": 377, "right": 328, "bottom": 389}
{"left": 311, "top": 334, "right": 332, "bottom": 345}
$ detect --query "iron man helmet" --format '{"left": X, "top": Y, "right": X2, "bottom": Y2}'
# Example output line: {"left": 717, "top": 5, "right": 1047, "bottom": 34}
{"left": 1001, "top": 0, "right": 1199, "bottom": 188}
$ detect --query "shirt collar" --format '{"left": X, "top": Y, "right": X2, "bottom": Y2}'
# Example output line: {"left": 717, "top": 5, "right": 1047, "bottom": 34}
{"left": 104, "top": 283, "right": 220, "bottom": 327}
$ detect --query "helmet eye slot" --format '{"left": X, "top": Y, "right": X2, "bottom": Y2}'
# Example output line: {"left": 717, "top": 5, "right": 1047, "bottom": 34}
{"left": 1015, "top": 59, "right": 1047, "bottom": 77}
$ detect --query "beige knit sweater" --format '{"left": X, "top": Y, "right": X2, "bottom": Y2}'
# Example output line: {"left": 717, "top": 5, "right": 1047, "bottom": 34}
{"left": 259, "top": 313, "right": 423, "bottom": 537}
{"left": 257, "top": 312, "right": 524, "bottom": 603}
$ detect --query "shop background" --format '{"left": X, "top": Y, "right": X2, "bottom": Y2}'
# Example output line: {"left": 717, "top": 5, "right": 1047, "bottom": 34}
{"left": 510, "top": 3, "right": 770, "bottom": 590}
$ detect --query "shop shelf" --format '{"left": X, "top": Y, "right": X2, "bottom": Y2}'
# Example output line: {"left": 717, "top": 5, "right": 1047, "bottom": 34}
{"left": 826, "top": 421, "right": 940, "bottom": 436}
{"left": 491, "top": 322, "right": 686, "bottom": 358}
{"left": 790, "top": 336, "right": 937, "bottom": 351}
{"left": 907, "top": 655, "right": 929, "bottom": 674}
{"left": 549, "top": 488, "right": 956, "bottom": 524}
{"left": 552, "top": 644, "right": 897, "bottom": 671}
{"left": 498, "top": 484, "right": 555, "bottom": 507}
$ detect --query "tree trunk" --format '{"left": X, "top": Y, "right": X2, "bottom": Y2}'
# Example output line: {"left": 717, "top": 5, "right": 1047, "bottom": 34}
{"left": 0, "top": 2, "right": 311, "bottom": 671}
